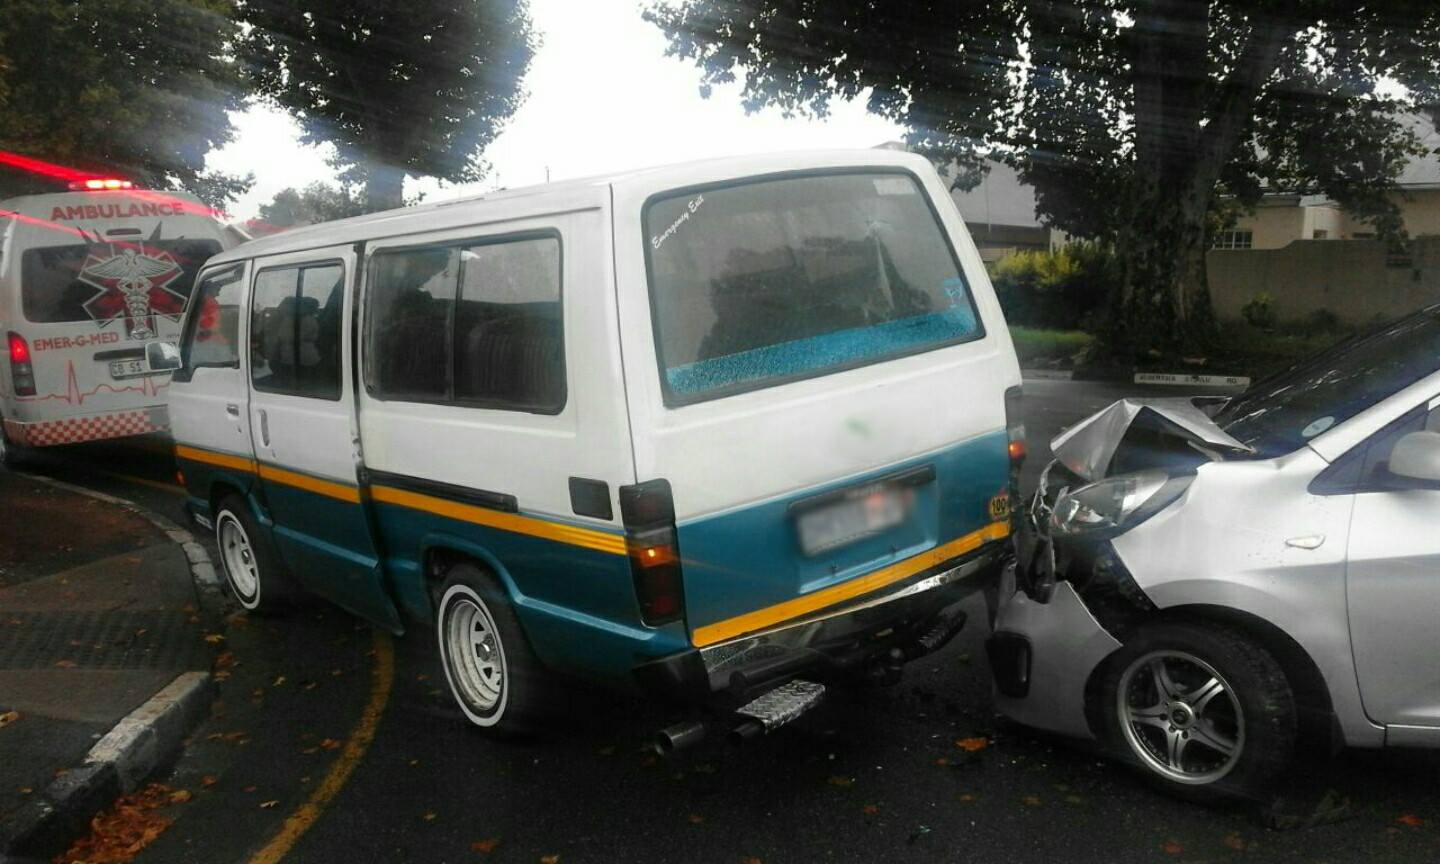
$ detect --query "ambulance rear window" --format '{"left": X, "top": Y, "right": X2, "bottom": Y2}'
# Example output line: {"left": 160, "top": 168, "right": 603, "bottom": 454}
{"left": 20, "top": 239, "right": 222, "bottom": 324}
{"left": 643, "top": 170, "right": 982, "bottom": 406}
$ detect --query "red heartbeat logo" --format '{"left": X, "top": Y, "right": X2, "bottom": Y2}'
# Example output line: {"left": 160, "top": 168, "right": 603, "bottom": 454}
{"left": 17, "top": 360, "right": 168, "bottom": 406}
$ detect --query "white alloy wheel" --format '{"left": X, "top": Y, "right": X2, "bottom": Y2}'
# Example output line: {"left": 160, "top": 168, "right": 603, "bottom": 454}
{"left": 217, "top": 510, "right": 262, "bottom": 608}
{"left": 437, "top": 583, "right": 510, "bottom": 726}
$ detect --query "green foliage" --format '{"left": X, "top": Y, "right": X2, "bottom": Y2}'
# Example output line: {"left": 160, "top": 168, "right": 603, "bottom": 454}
{"left": 991, "top": 243, "right": 1116, "bottom": 331}
{"left": 647, "top": 0, "right": 1440, "bottom": 356}
{"left": 1209, "top": 320, "right": 1355, "bottom": 377}
{"left": 1008, "top": 327, "right": 1095, "bottom": 367}
{"left": 251, "top": 183, "right": 369, "bottom": 233}
{"left": 1240, "top": 292, "right": 1277, "bottom": 330}
{"left": 0, "top": 0, "right": 250, "bottom": 205}
{"left": 234, "top": 0, "right": 540, "bottom": 211}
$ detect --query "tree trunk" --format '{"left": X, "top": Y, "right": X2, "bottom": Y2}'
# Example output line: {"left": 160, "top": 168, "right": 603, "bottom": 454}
{"left": 1108, "top": 182, "right": 1217, "bottom": 361}
{"left": 364, "top": 164, "right": 406, "bottom": 213}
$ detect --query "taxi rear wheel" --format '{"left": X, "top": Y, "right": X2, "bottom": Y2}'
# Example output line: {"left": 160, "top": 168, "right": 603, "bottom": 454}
{"left": 435, "top": 564, "right": 552, "bottom": 733}
{"left": 214, "top": 494, "right": 295, "bottom": 613}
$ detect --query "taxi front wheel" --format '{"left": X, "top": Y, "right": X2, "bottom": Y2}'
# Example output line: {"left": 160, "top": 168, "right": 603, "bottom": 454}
{"left": 435, "top": 564, "right": 553, "bottom": 733}
{"left": 214, "top": 495, "right": 296, "bottom": 613}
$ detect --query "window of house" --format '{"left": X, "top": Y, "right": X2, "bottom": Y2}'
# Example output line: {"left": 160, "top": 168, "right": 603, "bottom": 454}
{"left": 1212, "top": 230, "right": 1253, "bottom": 250}
{"left": 250, "top": 262, "right": 344, "bottom": 400}
{"left": 1312, "top": 229, "right": 1329, "bottom": 239}
{"left": 366, "top": 233, "right": 564, "bottom": 413}
{"left": 181, "top": 263, "right": 244, "bottom": 375}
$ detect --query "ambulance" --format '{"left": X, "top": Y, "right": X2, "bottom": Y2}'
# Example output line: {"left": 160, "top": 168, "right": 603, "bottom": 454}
{"left": 0, "top": 181, "right": 235, "bottom": 463}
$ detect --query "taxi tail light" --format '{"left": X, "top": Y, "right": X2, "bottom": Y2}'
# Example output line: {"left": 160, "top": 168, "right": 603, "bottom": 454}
{"left": 8, "top": 332, "right": 35, "bottom": 396}
{"left": 620, "top": 479, "right": 685, "bottom": 627}
{"left": 1005, "top": 386, "right": 1027, "bottom": 466}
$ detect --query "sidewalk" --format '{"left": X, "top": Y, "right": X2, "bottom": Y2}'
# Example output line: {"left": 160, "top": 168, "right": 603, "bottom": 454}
{"left": 0, "top": 472, "right": 221, "bottom": 860}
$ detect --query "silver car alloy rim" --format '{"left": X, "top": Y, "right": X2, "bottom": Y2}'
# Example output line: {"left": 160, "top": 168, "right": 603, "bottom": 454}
{"left": 217, "top": 513, "right": 260, "bottom": 604}
{"left": 443, "top": 593, "right": 506, "bottom": 715}
{"left": 1117, "top": 650, "right": 1244, "bottom": 785}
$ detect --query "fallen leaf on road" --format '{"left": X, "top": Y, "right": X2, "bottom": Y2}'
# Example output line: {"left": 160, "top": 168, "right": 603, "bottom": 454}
{"left": 54, "top": 660, "right": 76, "bottom": 669}
{"left": 827, "top": 776, "right": 854, "bottom": 788}
{"left": 243, "top": 786, "right": 257, "bottom": 793}
{"left": 272, "top": 675, "right": 286, "bottom": 687}
{"left": 319, "top": 738, "right": 342, "bottom": 750}
{"left": 1397, "top": 814, "right": 1424, "bottom": 827}
{"left": 1161, "top": 840, "right": 1183, "bottom": 855}
{"left": 540, "top": 856, "right": 560, "bottom": 864}
{"left": 687, "top": 814, "right": 705, "bottom": 824}
{"left": 741, "top": 859, "right": 763, "bottom": 864}
{"left": 260, "top": 800, "right": 279, "bottom": 809}
{"left": 1021, "top": 796, "right": 1042, "bottom": 807}
{"left": 0, "top": 710, "right": 19, "bottom": 728}
{"left": 959, "top": 794, "right": 977, "bottom": 803}
{"left": 202, "top": 634, "right": 225, "bottom": 644}
{"left": 862, "top": 804, "right": 880, "bottom": 815}
{"left": 19, "top": 787, "right": 33, "bottom": 794}
{"left": 423, "top": 812, "right": 437, "bottom": 822}
{"left": 956, "top": 737, "right": 988, "bottom": 752}
{"left": 934, "top": 758, "right": 950, "bottom": 766}
{"left": 53, "top": 783, "right": 179, "bottom": 864}
{"left": 168, "top": 789, "right": 192, "bottom": 804}
{"left": 1223, "top": 832, "right": 1246, "bottom": 851}
{"left": 200, "top": 776, "right": 217, "bottom": 788}
{"left": 471, "top": 838, "right": 501, "bottom": 853}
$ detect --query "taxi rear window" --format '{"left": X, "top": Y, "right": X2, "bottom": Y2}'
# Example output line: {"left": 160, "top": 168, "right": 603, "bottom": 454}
{"left": 643, "top": 170, "right": 981, "bottom": 406}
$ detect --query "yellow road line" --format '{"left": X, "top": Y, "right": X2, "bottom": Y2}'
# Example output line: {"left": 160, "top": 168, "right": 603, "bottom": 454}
{"left": 691, "top": 521, "right": 1011, "bottom": 648}
{"left": 248, "top": 629, "right": 394, "bottom": 864}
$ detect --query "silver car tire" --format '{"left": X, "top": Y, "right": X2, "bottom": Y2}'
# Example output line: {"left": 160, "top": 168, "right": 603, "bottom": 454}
{"left": 1101, "top": 621, "right": 1298, "bottom": 803}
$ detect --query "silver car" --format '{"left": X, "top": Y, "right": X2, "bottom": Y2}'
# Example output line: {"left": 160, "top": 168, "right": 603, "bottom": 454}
{"left": 989, "top": 306, "right": 1440, "bottom": 802}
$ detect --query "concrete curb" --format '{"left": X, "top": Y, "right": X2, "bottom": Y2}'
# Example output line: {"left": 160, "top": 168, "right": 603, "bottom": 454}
{"left": 1, "top": 475, "right": 225, "bottom": 863}
{"left": 0, "top": 673, "right": 215, "bottom": 862}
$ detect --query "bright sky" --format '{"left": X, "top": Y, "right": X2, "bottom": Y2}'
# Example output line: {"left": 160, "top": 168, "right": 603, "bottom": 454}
{"left": 207, "top": 0, "right": 902, "bottom": 221}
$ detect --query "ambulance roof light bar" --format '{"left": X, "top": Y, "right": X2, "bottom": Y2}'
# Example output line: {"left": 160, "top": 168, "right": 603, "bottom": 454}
{"left": 67, "top": 178, "right": 134, "bottom": 191}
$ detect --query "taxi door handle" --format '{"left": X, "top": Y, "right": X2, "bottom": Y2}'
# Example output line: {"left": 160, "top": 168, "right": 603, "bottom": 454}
{"left": 225, "top": 403, "right": 239, "bottom": 418}
{"left": 258, "top": 409, "right": 270, "bottom": 447}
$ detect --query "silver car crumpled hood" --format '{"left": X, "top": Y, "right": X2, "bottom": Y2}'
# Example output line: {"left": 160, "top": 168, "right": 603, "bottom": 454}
{"left": 1049, "top": 397, "right": 1255, "bottom": 482}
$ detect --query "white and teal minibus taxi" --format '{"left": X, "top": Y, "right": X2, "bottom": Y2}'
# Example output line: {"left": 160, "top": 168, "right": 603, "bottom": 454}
{"left": 153, "top": 150, "right": 1024, "bottom": 741}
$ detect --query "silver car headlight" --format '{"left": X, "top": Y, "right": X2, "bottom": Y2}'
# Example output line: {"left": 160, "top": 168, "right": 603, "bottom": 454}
{"left": 1050, "top": 470, "right": 1189, "bottom": 538}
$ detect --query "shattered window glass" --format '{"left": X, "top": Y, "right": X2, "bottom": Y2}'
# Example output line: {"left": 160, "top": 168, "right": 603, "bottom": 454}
{"left": 644, "top": 171, "right": 981, "bottom": 405}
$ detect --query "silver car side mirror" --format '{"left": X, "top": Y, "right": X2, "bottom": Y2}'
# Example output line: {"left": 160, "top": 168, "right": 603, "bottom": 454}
{"left": 145, "top": 340, "right": 182, "bottom": 372}
{"left": 1388, "top": 430, "right": 1440, "bottom": 485}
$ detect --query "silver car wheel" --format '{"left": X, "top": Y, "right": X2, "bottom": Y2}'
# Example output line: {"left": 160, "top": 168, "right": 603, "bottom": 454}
{"left": 1117, "top": 650, "right": 1244, "bottom": 785}
{"left": 439, "top": 586, "right": 508, "bottom": 724}
{"left": 217, "top": 511, "right": 260, "bottom": 607}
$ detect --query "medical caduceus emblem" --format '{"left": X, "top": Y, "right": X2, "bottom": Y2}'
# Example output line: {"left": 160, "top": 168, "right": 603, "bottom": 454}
{"left": 80, "top": 246, "right": 188, "bottom": 340}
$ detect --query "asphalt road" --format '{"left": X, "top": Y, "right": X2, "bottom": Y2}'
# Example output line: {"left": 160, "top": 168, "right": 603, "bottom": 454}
{"left": 21, "top": 379, "right": 1440, "bottom": 864}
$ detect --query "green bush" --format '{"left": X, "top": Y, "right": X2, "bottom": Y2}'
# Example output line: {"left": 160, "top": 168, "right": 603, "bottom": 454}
{"left": 1240, "top": 291, "right": 1277, "bottom": 330}
{"left": 991, "top": 241, "right": 1116, "bottom": 331}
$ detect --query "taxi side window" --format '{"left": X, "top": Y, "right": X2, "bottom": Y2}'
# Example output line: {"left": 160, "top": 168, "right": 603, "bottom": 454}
{"left": 366, "top": 232, "right": 564, "bottom": 413}
{"left": 181, "top": 264, "right": 245, "bottom": 377}
{"left": 250, "top": 263, "right": 344, "bottom": 401}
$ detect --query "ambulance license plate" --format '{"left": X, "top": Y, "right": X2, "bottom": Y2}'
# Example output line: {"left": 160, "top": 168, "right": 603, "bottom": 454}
{"left": 795, "top": 484, "right": 912, "bottom": 556}
{"left": 108, "top": 359, "right": 147, "bottom": 379}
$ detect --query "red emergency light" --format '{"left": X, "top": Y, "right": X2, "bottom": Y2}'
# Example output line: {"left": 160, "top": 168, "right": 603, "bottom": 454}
{"left": 68, "top": 178, "right": 134, "bottom": 191}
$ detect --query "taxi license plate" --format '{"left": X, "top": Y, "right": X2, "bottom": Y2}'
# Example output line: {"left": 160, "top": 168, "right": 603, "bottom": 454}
{"left": 795, "top": 483, "right": 913, "bottom": 556}
{"left": 108, "top": 359, "right": 147, "bottom": 379}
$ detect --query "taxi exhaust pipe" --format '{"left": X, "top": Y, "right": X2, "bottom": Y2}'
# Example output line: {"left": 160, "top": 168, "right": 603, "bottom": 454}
{"left": 653, "top": 720, "right": 708, "bottom": 755}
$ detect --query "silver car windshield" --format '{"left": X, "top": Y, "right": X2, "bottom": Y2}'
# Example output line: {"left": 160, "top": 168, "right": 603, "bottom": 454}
{"left": 1215, "top": 306, "right": 1440, "bottom": 456}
